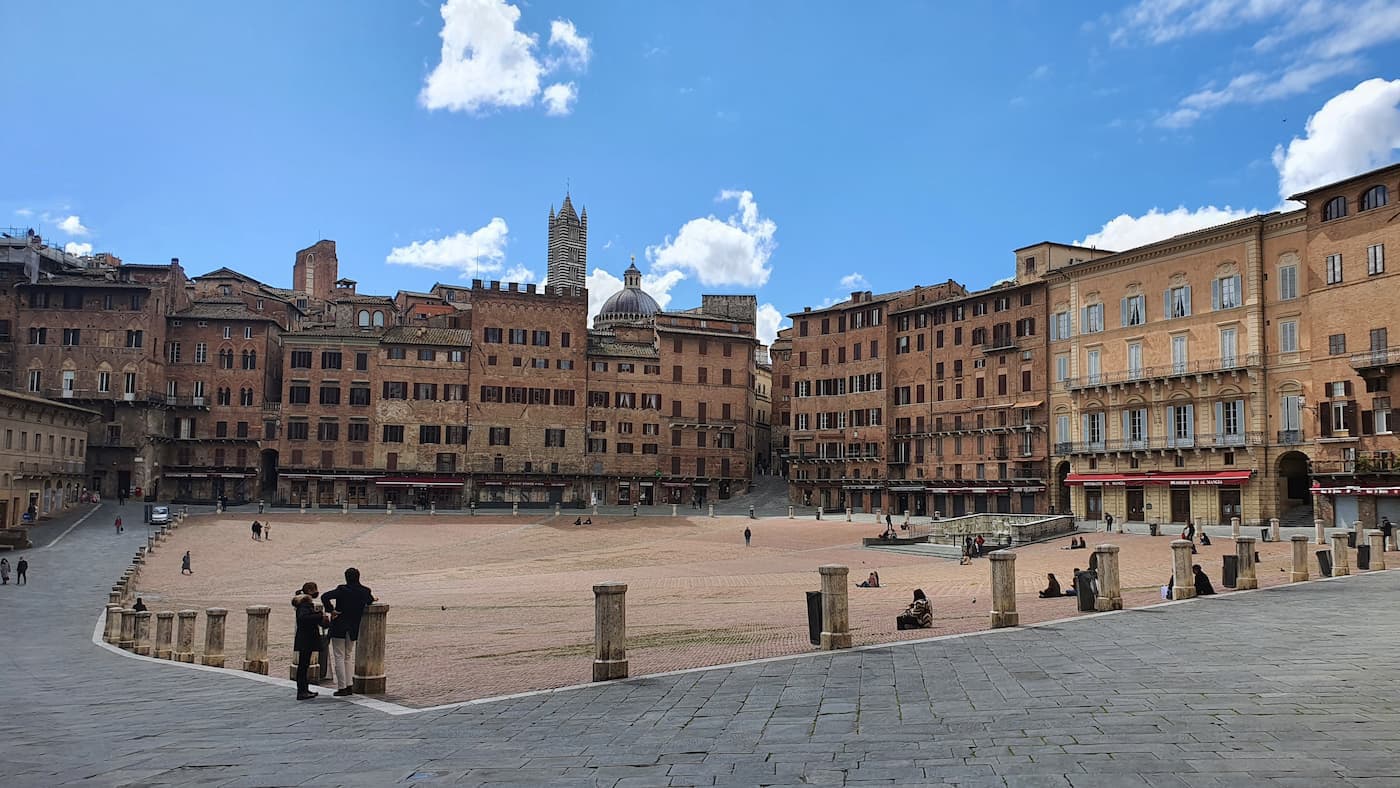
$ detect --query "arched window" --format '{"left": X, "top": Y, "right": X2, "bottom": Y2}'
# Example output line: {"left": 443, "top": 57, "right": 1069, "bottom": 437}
{"left": 1323, "top": 196, "right": 1347, "bottom": 221}
{"left": 372, "top": 311, "right": 385, "bottom": 327}
{"left": 358, "top": 310, "right": 370, "bottom": 327}
{"left": 1362, "top": 185, "right": 1389, "bottom": 211}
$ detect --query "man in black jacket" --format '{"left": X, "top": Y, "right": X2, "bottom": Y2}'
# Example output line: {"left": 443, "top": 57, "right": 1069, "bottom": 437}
{"left": 292, "top": 582, "right": 328, "bottom": 700}
{"left": 321, "top": 568, "right": 375, "bottom": 697}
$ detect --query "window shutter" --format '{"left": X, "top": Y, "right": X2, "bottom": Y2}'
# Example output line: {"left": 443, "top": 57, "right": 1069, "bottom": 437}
{"left": 1185, "top": 404, "right": 1195, "bottom": 437}
{"left": 1233, "top": 275, "right": 1242, "bottom": 304}
{"left": 1362, "top": 410, "right": 1375, "bottom": 436}
{"left": 1343, "top": 380, "right": 1354, "bottom": 397}
{"left": 1139, "top": 296, "right": 1147, "bottom": 323}
{"left": 1081, "top": 414, "right": 1089, "bottom": 443}
{"left": 1050, "top": 316, "right": 1057, "bottom": 341}
{"left": 1320, "top": 402, "right": 1332, "bottom": 437}
{"left": 1183, "top": 285, "right": 1191, "bottom": 316}
{"left": 1165, "top": 406, "right": 1175, "bottom": 447}
{"left": 1214, "top": 401, "right": 1224, "bottom": 439}
{"left": 1345, "top": 402, "right": 1359, "bottom": 433}
{"left": 1211, "top": 278, "right": 1221, "bottom": 310}
{"left": 1164, "top": 289, "right": 1172, "bottom": 319}
{"left": 1081, "top": 307, "right": 1089, "bottom": 333}
{"left": 1120, "top": 297, "right": 1128, "bottom": 327}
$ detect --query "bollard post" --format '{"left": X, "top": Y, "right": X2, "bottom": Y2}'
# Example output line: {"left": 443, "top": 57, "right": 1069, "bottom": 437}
{"left": 1290, "top": 535, "right": 1311, "bottom": 582}
{"left": 430, "top": 500, "right": 437, "bottom": 516}
{"left": 133, "top": 611, "right": 152, "bottom": 656}
{"left": 593, "top": 504, "right": 599, "bottom": 518}
{"left": 118, "top": 608, "right": 136, "bottom": 650}
{"left": 387, "top": 500, "right": 394, "bottom": 515}
{"left": 1330, "top": 532, "right": 1352, "bottom": 577}
{"left": 1230, "top": 516, "right": 1241, "bottom": 540}
{"left": 708, "top": 503, "right": 715, "bottom": 518}
{"left": 846, "top": 507, "right": 852, "bottom": 522}
{"left": 788, "top": 505, "right": 794, "bottom": 519}
{"left": 1094, "top": 544, "right": 1123, "bottom": 611}
{"left": 175, "top": 610, "right": 198, "bottom": 662}
{"left": 592, "top": 583, "right": 629, "bottom": 681}
{"left": 1235, "top": 536, "right": 1258, "bottom": 590}
{"left": 1368, "top": 529, "right": 1387, "bottom": 571}
{"left": 258, "top": 499, "right": 265, "bottom": 514}
{"left": 904, "top": 510, "right": 911, "bottom": 526}
{"left": 352, "top": 603, "right": 389, "bottom": 694}
{"left": 749, "top": 505, "right": 755, "bottom": 520}
{"left": 554, "top": 502, "right": 561, "bottom": 517}
{"left": 108, "top": 590, "right": 121, "bottom": 606}
{"left": 671, "top": 503, "right": 678, "bottom": 517}
{"left": 631, "top": 504, "right": 637, "bottom": 517}
{"left": 243, "top": 605, "right": 271, "bottom": 674}
{"left": 1315, "top": 518, "right": 1326, "bottom": 545}
{"left": 342, "top": 500, "right": 349, "bottom": 515}
{"left": 1171, "top": 539, "right": 1196, "bottom": 600}
{"left": 103, "top": 604, "right": 123, "bottom": 644}
{"left": 201, "top": 608, "right": 228, "bottom": 667}
{"left": 155, "top": 611, "right": 174, "bottom": 659}
{"left": 989, "top": 551, "right": 1019, "bottom": 628}
{"left": 817, "top": 565, "right": 852, "bottom": 649}
{"left": 512, "top": 502, "right": 519, "bottom": 517}
{"left": 300, "top": 499, "right": 307, "bottom": 515}
{"left": 1269, "top": 518, "right": 1281, "bottom": 543}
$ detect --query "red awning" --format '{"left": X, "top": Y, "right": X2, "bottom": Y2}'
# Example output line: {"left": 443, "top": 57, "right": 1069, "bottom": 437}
{"left": 1066, "top": 470, "right": 1253, "bottom": 487}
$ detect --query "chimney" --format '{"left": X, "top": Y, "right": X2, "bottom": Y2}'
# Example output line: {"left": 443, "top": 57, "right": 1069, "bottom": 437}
{"left": 171, "top": 257, "right": 180, "bottom": 266}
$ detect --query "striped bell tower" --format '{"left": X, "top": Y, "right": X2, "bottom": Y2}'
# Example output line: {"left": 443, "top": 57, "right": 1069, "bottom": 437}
{"left": 547, "top": 193, "right": 587, "bottom": 290}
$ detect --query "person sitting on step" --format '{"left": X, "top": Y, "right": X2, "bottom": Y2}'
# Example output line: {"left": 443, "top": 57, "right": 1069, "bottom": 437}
{"left": 896, "top": 589, "right": 932, "bottom": 630}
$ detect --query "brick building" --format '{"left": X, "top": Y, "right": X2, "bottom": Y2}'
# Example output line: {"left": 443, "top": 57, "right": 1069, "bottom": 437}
{"left": 769, "top": 328, "right": 793, "bottom": 476}
{"left": 0, "top": 389, "right": 96, "bottom": 524}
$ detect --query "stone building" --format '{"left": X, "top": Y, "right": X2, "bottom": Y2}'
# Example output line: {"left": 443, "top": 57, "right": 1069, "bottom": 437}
{"left": 769, "top": 328, "right": 793, "bottom": 476}
{"left": 754, "top": 348, "right": 772, "bottom": 475}
{"left": 0, "top": 389, "right": 96, "bottom": 524}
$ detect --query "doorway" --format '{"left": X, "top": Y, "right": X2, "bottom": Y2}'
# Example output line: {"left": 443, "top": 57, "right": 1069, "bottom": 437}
{"left": 1084, "top": 488, "right": 1103, "bottom": 520}
{"left": 1170, "top": 487, "right": 1191, "bottom": 523}
{"left": 1126, "top": 487, "right": 1145, "bottom": 521}
{"left": 1218, "top": 487, "right": 1242, "bottom": 523}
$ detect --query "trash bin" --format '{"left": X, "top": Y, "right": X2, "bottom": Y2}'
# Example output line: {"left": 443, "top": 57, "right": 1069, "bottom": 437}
{"left": 1357, "top": 544, "right": 1371, "bottom": 570}
{"left": 1149, "top": 523, "right": 1159, "bottom": 537}
{"left": 1348, "top": 531, "right": 1358, "bottom": 548}
{"left": 1316, "top": 549, "right": 1333, "bottom": 578}
{"left": 1260, "top": 527, "right": 1270, "bottom": 542}
{"left": 1222, "top": 554, "right": 1238, "bottom": 588}
{"left": 143, "top": 503, "right": 153, "bottom": 524}
{"left": 1075, "top": 571, "right": 1097, "bottom": 612}
{"left": 805, "top": 591, "right": 823, "bottom": 646}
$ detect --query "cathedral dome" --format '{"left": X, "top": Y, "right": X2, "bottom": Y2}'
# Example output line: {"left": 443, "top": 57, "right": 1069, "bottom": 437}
{"left": 595, "top": 261, "right": 660, "bottom": 327}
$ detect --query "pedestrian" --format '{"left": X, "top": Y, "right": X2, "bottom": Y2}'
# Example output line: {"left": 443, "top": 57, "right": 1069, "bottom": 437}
{"left": 886, "top": 512, "right": 893, "bottom": 529}
{"left": 321, "top": 568, "right": 376, "bottom": 697}
{"left": 15, "top": 556, "right": 27, "bottom": 585}
{"left": 1184, "top": 520, "right": 1197, "bottom": 542}
{"left": 181, "top": 550, "right": 193, "bottom": 575}
{"left": 115, "top": 515, "right": 123, "bottom": 535}
{"left": 291, "top": 582, "right": 327, "bottom": 700}
{"left": 1381, "top": 516, "right": 1394, "bottom": 551}
{"left": 974, "top": 533, "right": 986, "bottom": 557}
{"left": 1105, "top": 512, "right": 1115, "bottom": 532}
{"left": 0, "top": 557, "right": 9, "bottom": 584}
{"left": 262, "top": 522, "right": 271, "bottom": 541}
{"left": 743, "top": 527, "right": 752, "bottom": 547}
{"left": 132, "top": 597, "right": 147, "bottom": 612}
{"left": 251, "top": 520, "right": 262, "bottom": 541}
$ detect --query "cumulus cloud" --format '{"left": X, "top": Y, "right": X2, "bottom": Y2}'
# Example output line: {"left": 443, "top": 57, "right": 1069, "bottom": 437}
{"left": 838, "top": 272, "right": 868, "bottom": 290}
{"left": 57, "top": 215, "right": 89, "bottom": 235}
{"left": 64, "top": 241, "right": 93, "bottom": 256}
{"left": 541, "top": 82, "right": 577, "bottom": 116}
{"left": 585, "top": 266, "right": 684, "bottom": 322}
{"left": 647, "top": 190, "right": 776, "bottom": 287}
{"left": 756, "top": 303, "right": 786, "bottom": 347}
{"left": 1076, "top": 206, "right": 1257, "bottom": 251}
{"left": 419, "top": 0, "right": 589, "bottom": 116}
{"left": 386, "top": 217, "right": 510, "bottom": 276}
{"left": 502, "top": 263, "right": 536, "bottom": 283}
{"left": 1272, "top": 77, "right": 1400, "bottom": 202}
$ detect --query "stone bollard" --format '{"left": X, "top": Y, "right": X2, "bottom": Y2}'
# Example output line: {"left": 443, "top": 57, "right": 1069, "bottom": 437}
{"left": 133, "top": 611, "right": 152, "bottom": 656}
{"left": 1270, "top": 518, "right": 1281, "bottom": 543}
{"left": 155, "top": 611, "right": 174, "bottom": 659}
{"left": 904, "top": 510, "right": 911, "bottom": 526}
{"left": 387, "top": 500, "right": 394, "bottom": 515}
{"left": 1235, "top": 536, "right": 1258, "bottom": 590}
{"left": 353, "top": 603, "right": 390, "bottom": 694}
{"left": 146, "top": 534, "right": 155, "bottom": 553}
{"left": 592, "top": 583, "right": 628, "bottom": 682}
{"left": 1231, "top": 516, "right": 1241, "bottom": 540}
{"left": 201, "top": 608, "right": 228, "bottom": 667}
{"left": 1094, "top": 544, "right": 1123, "bottom": 611}
{"left": 1315, "top": 518, "right": 1326, "bottom": 545}
{"left": 118, "top": 608, "right": 136, "bottom": 650}
{"left": 988, "top": 551, "right": 1019, "bottom": 628}
{"left": 1171, "top": 539, "right": 1196, "bottom": 600}
{"left": 342, "top": 500, "right": 349, "bottom": 515}
{"left": 430, "top": 500, "right": 437, "bottom": 516}
{"left": 554, "top": 503, "right": 561, "bottom": 517}
{"left": 708, "top": 503, "right": 715, "bottom": 518}
{"left": 241, "top": 606, "right": 271, "bottom": 674}
{"left": 1291, "top": 535, "right": 1311, "bottom": 582}
{"left": 788, "top": 505, "right": 794, "bottom": 519}
{"left": 512, "top": 502, "right": 519, "bottom": 517}
{"left": 672, "top": 503, "right": 678, "bottom": 517}
{"left": 1330, "top": 532, "right": 1351, "bottom": 577}
{"left": 103, "top": 604, "right": 123, "bottom": 644}
{"left": 1368, "top": 529, "right": 1387, "bottom": 571}
{"left": 216, "top": 499, "right": 224, "bottom": 513}
{"left": 175, "top": 610, "right": 198, "bottom": 662}
{"left": 818, "top": 565, "right": 853, "bottom": 650}
{"left": 258, "top": 499, "right": 265, "bottom": 514}
{"left": 846, "top": 507, "right": 853, "bottom": 522}
{"left": 108, "top": 590, "right": 121, "bottom": 606}
{"left": 300, "top": 500, "right": 306, "bottom": 515}
{"left": 593, "top": 504, "right": 599, "bottom": 518}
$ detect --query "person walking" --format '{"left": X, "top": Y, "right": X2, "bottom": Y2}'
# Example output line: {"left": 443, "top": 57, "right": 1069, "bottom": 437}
{"left": 291, "top": 582, "right": 327, "bottom": 700}
{"left": 262, "top": 522, "right": 271, "bottom": 541}
{"left": 251, "top": 521, "right": 262, "bottom": 541}
{"left": 15, "top": 556, "right": 27, "bottom": 585}
{"left": 743, "top": 527, "right": 752, "bottom": 547}
{"left": 0, "top": 558, "right": 9, "bottom": 585}
{"left": 1381, "top": 516, "right": 1394, "bottom": 551}
{"left": 181, "top": 551, "right": 193, "bottom": 575}
{"left": 1104, "top": 512, "right": 1115, "bottom": 532}
{"left": 115, "top": 515, "right": 123, "bottom": 535}
{"left": 974, "top": 533, "right": 986, "bottom": 557}
{"left": 320, "top": 569, "right": 375, "bottom": 697}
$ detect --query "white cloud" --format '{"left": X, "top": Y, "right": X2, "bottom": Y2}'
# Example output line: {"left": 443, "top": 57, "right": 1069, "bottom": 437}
{"left": 647, "top": 190, "right": 776, "bottom": 287}
{"left": 14, "top": 208, "right": 33, "bottom": 218}
{"left": 386, "top": 217, "right": 510, "bottom": 275}
{"left": 585, "top": 266, "right": 684, "bottom": 322}
{"left": 1029, "top": 64, "right": 1050, "bottom": 80}
{"left": 541, "top": 82, "right": 577, "bottom": 116}
{"left": 839, "top": 272, "right": 868, "bottom": 290}
{"left": 1272, "top": 77, "right": 1400, "bottom": 202}
{"left": 57, "top": 215, "right": 89, "bottom": 236}
{"left": 756, "top": 303, "right": 786, "bottom": 347}
{"left": 1157, "top": 59, "right": 1359, "bottom": 127}
{"left": 64, "top": 241, "right": 93, "bottom": 256}
{"left": 1075, "top": 205, "right": 1257, "bottom": 251}
{"left": 548, "top": 20, "right": 590, "bottom": 69}
{"left": 502, "top": 263, "right": 536, "bottom": 282}
{"left": 418, "top": 0, "right": 588, "bottom": 116}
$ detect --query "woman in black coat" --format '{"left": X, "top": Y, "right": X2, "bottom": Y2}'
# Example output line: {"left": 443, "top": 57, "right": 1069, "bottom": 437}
{"left": 292, "top": 582, "right": 328, "bottom": 700}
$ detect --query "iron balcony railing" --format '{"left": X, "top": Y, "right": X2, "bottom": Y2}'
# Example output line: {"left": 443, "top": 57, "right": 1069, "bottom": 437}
{"left": 1064, "top": 353, "right": 1263, "bottom": 390}
{"left": 1277, "top": 429, "right": 1305, "bottom": 445}
{"left": 1350, "top": 346, "right": 1400, "bottom": 372}
{"left": 1054, "top": 432, "right": 1265, "bottom": 454}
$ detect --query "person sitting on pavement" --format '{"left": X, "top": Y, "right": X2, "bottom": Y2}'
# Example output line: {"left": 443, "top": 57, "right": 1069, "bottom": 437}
{"left": 1193, "top": 564, "right": 1216, "bottom": 596}
{"left": 1038, "top": 573, "right": 1063, "bottom": 598}
{"left": 132, "top": 597, "right": 147, "bottom": 612}
{"left": 856, "top": 571, "right": 880, "bottom": 588}
{"left": 1199, "top": 531, "right": 1212, "bottom": 546}
{"left": 896, "top": 589, "right": 933, "bottom": 630}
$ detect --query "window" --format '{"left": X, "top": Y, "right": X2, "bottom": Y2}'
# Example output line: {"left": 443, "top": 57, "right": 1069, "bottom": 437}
{"left": 358, "top": 310, "right": 370, "bottom": 327}
{"left": 386, "top": 347, "right": 406, "bottom": 360}
{"left": 319, "top": 385, "right": 341, "bottom": 405}
{"left": 1362, "top": 185, "right": 1389, "bottom": 211}
{"left": 1051, "top": 311, "right": 1071, "bottom": 340}
{"left": 287, "top": 421, "right": 309, "bottom": 440}
{"left": 488, "top": 427, "right": 509, "bottom": 446}
{"left": 587, "top": 438, "right": 607, "bottom": 453}
{"left": 288, "top": 384, "right": 311, "bottom": 404}
{"left": 1329, "top": 334, "right": 1347, "bottom": 355}
{"left": 1220, "top": 327, "right": 1237, "bottom": 367}
{"left": 1215, "top": 399, "right": 1244, "bottom": 444}
{"left": 1166, "top": 285, "right": 1191, "bottom": 319}
{"left": 1083, "top": 411, "right": 1105, "bottom": 448}
{"left": 483, "top": 327, "right": 503, "bottom": 343}
{"left": 318, "top": 421, "right": 339, "bottom": 442}
{"left": 1085, "top": 349, "right": 1101, "bottom": 384}
{"left": 320, "top": 351, "right": 342, "bottom": 369}
{"left": 616, "top": 442, "right": 634, "bottom": 454}
{"left": 1327, "top": 254, "right": 1343, "bottom": 284}
{"left": 418, "top": 349, "right": 435, "bottom": 362}
{"left": 561, "top": 332, "right": 571, "bottom": 348}
{"left": 28, "top": 327, "right": 46, "bottom": 345}
{"left": 355, "top": 352, "right": 368, "bottom": 371}
{"left": 414, "top": 383, "right": 437, "bottom": 401}
{"left": 1171, "top": 335, "right": 1188, "bottom": 373}
{"left": 383, "top": 381, "right": 408, "bottom": 399}
{"left": 1123, "top": 407, "right": 1147, "bottom": 448}
{"left": 290, "top": 350, "right": 312, "bottom": 369}
{"left": 1279, "top": 263, "right": 1298, "bottom": 300}
{"left": 1280, "top": 320, "right": 1299, "bottom": 353}
{"left": 195, "top": 343, "right": 207, "bottom": 364}
{"left": 1121, "top": 295, "right": 1145, "bottom": 327}
{"left": 446, "top": 425, "right": 468, "bottom": 444}
{"left": 1323, "top": 196, "right": 1347, "bottom": 221}
{"left": 126, "top": 330, "right": 143, "bottom": 348}
{"left": 1212, "top": 275, "right": 1241, "bottom": 310}
{"left": 222, "top": 326, "right": 232, "bottom": 340}
{"left": 420, "top": 425, "right": 443, "bottom": 444}
{"left": 1081, "top": 303, "right": 1104, "bottom": 333}
{"left": 241, "top": 350, "right": 257, "bottom": 370}
{"left": 124, "top": 372, "right": 137, "bottom": 395}
{"left": 509, "top": 328, "right": 527, "bottom": 344}
{"left": 1127, "top": 343, "right": 1142, "bottom": 378}
{"left": 1280, "top": 395, "right": 1302, "bottom": 433}
{"left": 244, "top": 326, "right": 253, "bottom": 340}
{"left": 544, "top": 429, "right": 566, "bottom": 447}
{"left": 1369, "top": 244, "right": 1385, "bottom": 275}
{"left": 382, "top": 425, "right": 404, "bottom": 443}
{"left": 98, "top": 371, "right": 110, "bottom": 393}
{"left": 1168, "top": 403, "right": 1195, "bottom": 447}
{"left": 27, "top": 370, "right": 41, "bottom": 393}
{"left": 63, "top": 328, "right": 81, "bottom": 347}
{"left": 240, "top": 388, "right": 254, "bottom": 406}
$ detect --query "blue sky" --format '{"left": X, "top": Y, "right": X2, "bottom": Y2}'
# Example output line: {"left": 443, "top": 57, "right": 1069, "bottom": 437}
{"left": 8, "top": 1, "right": 1400, "bottom": 344}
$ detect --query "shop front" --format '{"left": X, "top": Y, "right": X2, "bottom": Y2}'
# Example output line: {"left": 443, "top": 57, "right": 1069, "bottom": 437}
{"left": 1065, "top": 470, "right": 1254, "bottom": 526}
{"left": 1312, "top": 482, "right": 1400, "bottom": 529}
{"left": 473, "top": 479, "right": 570, "bottom": 508}
{"left": 375, "top": 477, "right": 464, "bottom": 509}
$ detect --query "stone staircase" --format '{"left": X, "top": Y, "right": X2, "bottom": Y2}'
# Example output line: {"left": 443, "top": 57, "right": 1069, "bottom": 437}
{"left": 1279, "top": 504, "right": 1314, "bottom": 529}
{"left": 868, "top": 542, "right": 966, "bottom": 559}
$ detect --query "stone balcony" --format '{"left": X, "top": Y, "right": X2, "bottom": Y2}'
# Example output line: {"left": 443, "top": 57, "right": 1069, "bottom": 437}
{"left": 1063, "top": 353, "right": 1262, "bottom": 395}
{"left": 1053, "top": 431, "right": 1265, "bottom": 456}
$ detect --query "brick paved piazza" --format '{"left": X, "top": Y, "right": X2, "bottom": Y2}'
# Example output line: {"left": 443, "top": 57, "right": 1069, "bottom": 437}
{"left": 130, "top": 509, "right": 1297, "bottom": 706}
{"left": 6, "top": 502, "right": 1400, "bottom": 786}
